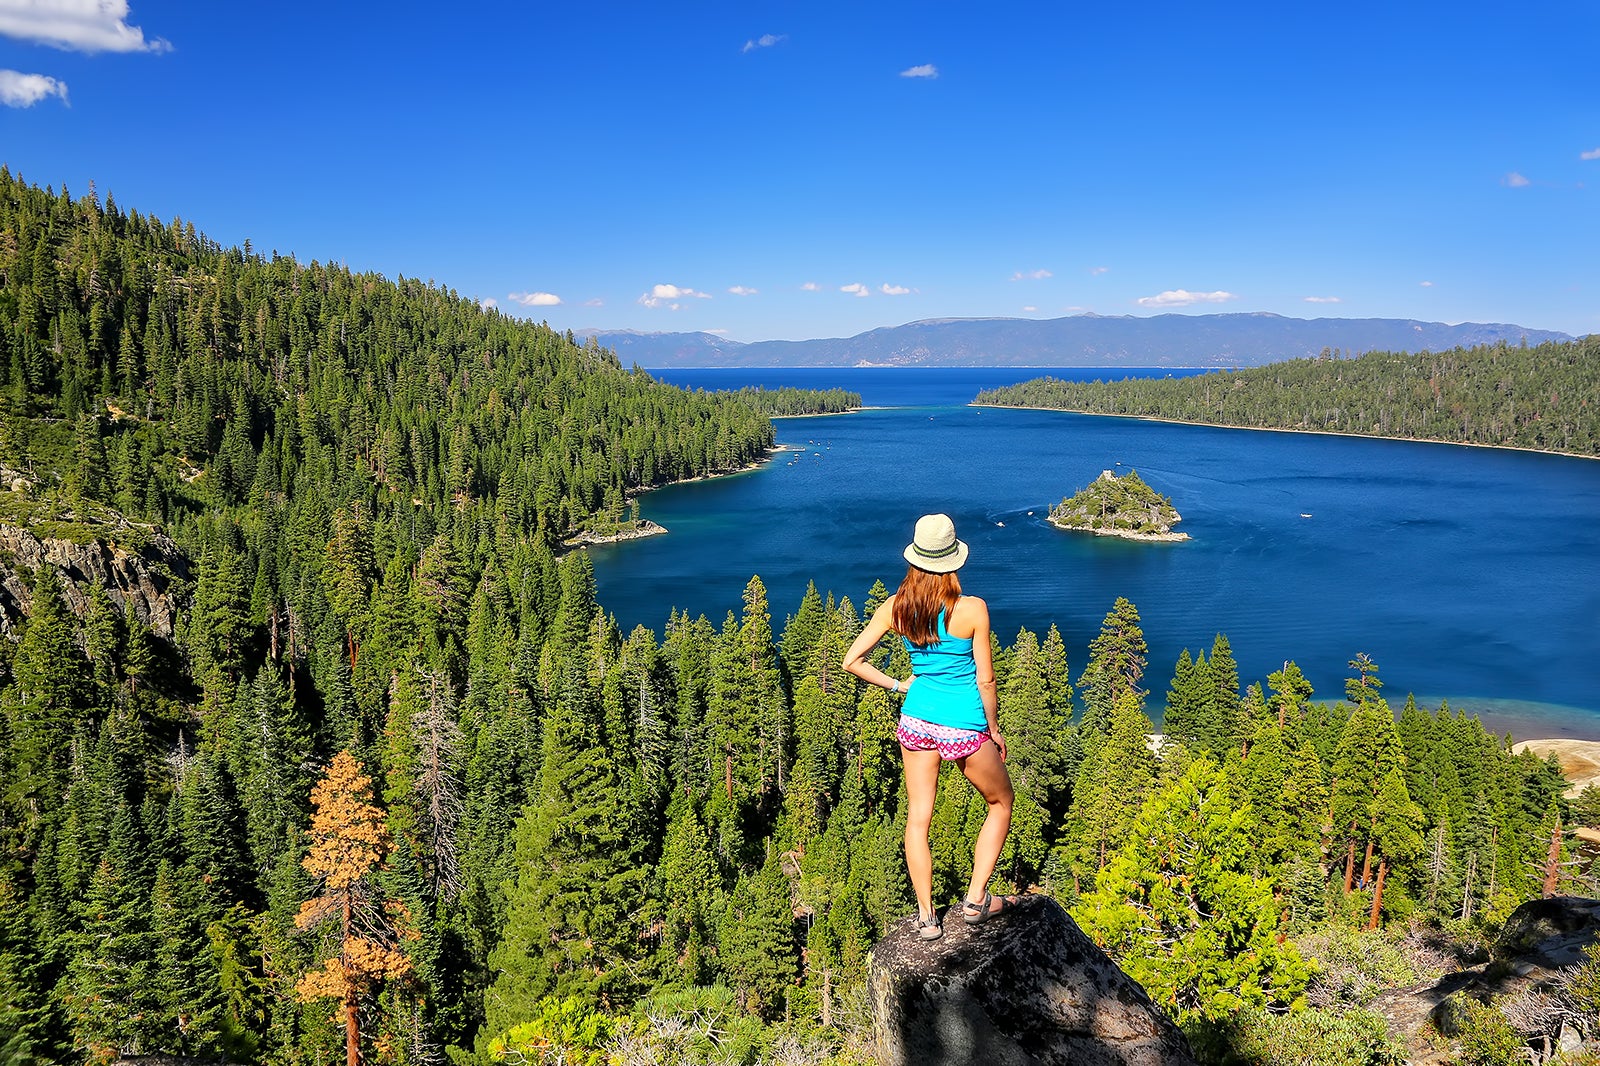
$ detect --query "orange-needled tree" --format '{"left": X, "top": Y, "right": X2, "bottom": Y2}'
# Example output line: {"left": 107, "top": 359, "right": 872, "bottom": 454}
{"left": 294, "top": 750, "right": 414, "bottom": 1066}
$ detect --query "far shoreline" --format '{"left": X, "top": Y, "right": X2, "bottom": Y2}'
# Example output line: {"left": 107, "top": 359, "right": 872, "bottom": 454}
{"left": 971, "top": 403, "right": 1600, "bottom": 462}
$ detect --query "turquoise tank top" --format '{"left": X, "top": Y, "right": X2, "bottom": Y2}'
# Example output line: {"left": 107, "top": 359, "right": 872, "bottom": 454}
{"left": 900, "top": 604, "right": 988, "bottom": 731}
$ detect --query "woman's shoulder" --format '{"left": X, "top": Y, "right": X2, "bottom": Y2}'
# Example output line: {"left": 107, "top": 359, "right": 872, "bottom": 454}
{"left": 948, "top": 594, "right": 989, "bottom": 633}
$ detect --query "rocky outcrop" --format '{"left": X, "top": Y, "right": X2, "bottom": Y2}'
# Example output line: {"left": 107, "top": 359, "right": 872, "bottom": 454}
{"left": 561, "top": 519, "right": 668, "bottom": 548}
{"left": 0, "top": 522, "right": 192, "bottom": 639}
{"left": 1375, "top": 897, "right": 1600, "bottom": 1065}
{"left": 867, "top": 894, "right": 1196, "bottom": 1066}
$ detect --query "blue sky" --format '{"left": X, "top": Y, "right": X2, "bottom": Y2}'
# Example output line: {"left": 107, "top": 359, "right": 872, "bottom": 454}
{"left": 2, "top": 1, "right": 1596, "bottom": 342}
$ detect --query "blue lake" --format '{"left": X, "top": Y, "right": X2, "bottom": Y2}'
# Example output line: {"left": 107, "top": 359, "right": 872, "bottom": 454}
{"left": 591, "top": 368, "right": 1600, "bottom": 739}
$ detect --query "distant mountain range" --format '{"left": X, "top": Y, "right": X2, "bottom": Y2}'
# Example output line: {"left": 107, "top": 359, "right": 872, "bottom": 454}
{"left": 576, "top": 313, "right": 1576, "bottom": 369}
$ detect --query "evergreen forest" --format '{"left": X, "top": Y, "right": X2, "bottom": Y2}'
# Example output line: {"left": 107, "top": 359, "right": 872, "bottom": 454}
{"left": 973, "top": 339, "right": 1600, "bottom": 457}
{"left": 1, "top": 171, "right": 1595, "bottom": 1066}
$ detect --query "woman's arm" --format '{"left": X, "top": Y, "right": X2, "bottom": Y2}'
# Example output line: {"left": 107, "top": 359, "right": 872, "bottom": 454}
{"left": 842, "top": 598, "right": 912, "bottom": 693}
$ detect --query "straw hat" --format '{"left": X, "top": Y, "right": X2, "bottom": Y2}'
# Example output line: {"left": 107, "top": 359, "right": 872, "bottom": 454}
{"left": 903, "top": 513, "right": 969, "bottom": 573}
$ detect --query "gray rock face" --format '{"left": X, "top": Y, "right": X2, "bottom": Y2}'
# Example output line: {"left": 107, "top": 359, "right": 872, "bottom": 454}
{"left": 0, "top": 523, "right": 191, "bottom": 639}
{"left": 1374, "top": 897, "right": 1600, "bottom": 1064}
{"left": 867, "top": 895, "right": 1196, "bottom": 1066}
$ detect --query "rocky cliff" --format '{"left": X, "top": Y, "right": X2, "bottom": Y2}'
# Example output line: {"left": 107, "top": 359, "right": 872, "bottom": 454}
{"left": 0, "top": 520, "right": 191, "bottom": 639}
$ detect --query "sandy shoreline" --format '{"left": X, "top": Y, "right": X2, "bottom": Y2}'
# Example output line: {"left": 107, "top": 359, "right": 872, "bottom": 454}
{"left": 970, "top": 403, "right": 1598, "bottom": 462}
{"left": 1513, "top": 739, "right": 1600, "bottom": 796}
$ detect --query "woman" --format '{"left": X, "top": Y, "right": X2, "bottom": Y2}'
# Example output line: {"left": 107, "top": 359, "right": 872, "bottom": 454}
{"left": 842, "top": 513, "right": 1017, "bottom": 940}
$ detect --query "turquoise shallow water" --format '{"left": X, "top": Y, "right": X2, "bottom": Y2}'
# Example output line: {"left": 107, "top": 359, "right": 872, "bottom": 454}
{"left": 591, "top": 368, "right": 1600, "bottom": 739}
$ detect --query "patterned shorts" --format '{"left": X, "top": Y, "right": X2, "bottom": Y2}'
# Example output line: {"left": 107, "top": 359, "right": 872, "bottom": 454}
{"left": 896, "top": 713, "right": 990, "bottom": 761}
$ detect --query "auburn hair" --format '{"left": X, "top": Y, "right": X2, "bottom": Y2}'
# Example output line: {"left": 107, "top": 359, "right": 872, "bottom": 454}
{"left": 893, "top": 565, "right": 962, "bottom": 647}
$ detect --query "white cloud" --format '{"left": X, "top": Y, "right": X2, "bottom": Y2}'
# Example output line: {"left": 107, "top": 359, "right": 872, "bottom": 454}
{"left": 1583, "top": 148, "right": 1600, "bottom": 161}
{"left": 1135, "top": 289, "right": 1237, "bottom": 308}
{"left": 728, "top": 285, "right": 758, "bottom": 296}
{"left": 742, "top": 32, "right": 785, "bottom": 53}
{"left": 880, "top": 283, "right": 911, "bottom": 295}
{"left": 1090, "top": 266, "right": 1109, "bottom": 276}
{"left": 1419, "top": 281, "right": 1434, "bottom": 287}
{"left": 639, "top": 283, "right": 711, "bottom": 309}
{"left": 478, "top": 297, "right": 498, "bottom": 310}
{"left": 509, "top": 291, "right": 561, "bottom": 307}
{"left": 654, "top": 283, "right": 709, "bottom": 300}
{"left": 801, "top": 281, "right": 820, "bottom": 291}
{"left": 0, "top": 69, "right": 66, "bottom": 106}
{"left": 840, "top": 282, "right": 870, "bottom": 297}
{"left": 900, "top": 63, "right": 938, "bottom": 79}
{"left": 0, "top": 0, "right": 170, "bottom": 53}
{"left": 1021, "top": 305, "right": 1037, "bottom": 313}
{"left": 1303, "top": 295, "right": 1342, "bottom": 304}
{"left": 1502, "top": 171, "right": 1530, "bottom": 187}
{"left": 706, "top": 328, "right": 729, "bottom": 334}
{"left": 1009, "top": 269, "right": 1052, "bottom": 281}
{"left": 584, "top": 297, "right": 604, "bottom": 307}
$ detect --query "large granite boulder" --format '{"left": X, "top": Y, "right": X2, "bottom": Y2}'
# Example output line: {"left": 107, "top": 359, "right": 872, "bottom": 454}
{"left": 867, "top": 894, "right": 1196, "bottom": 1066}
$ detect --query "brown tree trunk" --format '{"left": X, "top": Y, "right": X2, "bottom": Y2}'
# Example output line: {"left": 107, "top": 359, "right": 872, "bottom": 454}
{"left": 344, "top": 993, "right": 360, "bottom": 1066}
{"left": 1359, "top": 838, "right": 1376, "bottom": 889}
{"left": 1544, "top": 819, "right": 1564, "bottom": 898}
{"left": 725, "top": 752, "right": 733, "bottom": 799}
{"left": 1343, "top": 839, "right": 1357, "bottom": 893}
{"left": 1367, "top": 860, "right": 1388, "bottom": 930}
{"left": 342, "top": 892, "right": 359, "bottom": 1066}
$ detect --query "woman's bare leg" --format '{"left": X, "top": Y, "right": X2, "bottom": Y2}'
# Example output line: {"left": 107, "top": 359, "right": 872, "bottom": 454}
{"left": 958, "top": 740, "right": 1014, "bottom": 908}
{"left": 901, "top": 747, "right": 942, "bottom": 918}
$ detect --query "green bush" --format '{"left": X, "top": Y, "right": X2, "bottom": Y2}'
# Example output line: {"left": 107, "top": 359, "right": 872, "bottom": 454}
{"left": 1454, "top": 998, "right": 1522, "bottom": 1066}
{"left": 1185, "top": 1006, "right": 1403, "bottom": 1065}
{"left": 1297, "top": 928, "right": 1420, "bottom": 1007}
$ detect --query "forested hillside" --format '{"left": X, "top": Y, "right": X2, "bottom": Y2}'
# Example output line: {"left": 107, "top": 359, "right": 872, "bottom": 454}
{"left": 974, "top": 339, "right": 1600, "bottom": 457}
{"left": 0, "top": 172, "right": 1590, "bottom": 1066}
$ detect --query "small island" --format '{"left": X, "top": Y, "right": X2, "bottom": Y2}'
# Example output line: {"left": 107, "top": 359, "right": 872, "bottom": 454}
{"left": 1049, "top": 470, "right": 1189, "bottom": 542}
{"left": 562, "top": 518, "right": 668, "bottom": 549}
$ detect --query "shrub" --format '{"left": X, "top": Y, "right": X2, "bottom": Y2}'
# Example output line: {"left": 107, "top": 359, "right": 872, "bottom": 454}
{"left": 1185, "top": 1005, "right": 1403, "bottom": 1065}
{"left": 1454, "top": 998, "right": 1522, "bottom": 1066}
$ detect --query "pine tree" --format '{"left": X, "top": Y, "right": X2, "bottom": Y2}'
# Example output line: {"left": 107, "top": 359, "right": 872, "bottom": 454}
{"left": 7, "top": 569, "right": 89, "bottom": 807}
{"left": 719, "top": 846, "right": 799, "bottom": 1021}
{"left": 1000, "top": 627, "right": 1078, "bottom": 884}
{"left": 1206, "top": 633, "right": 1241, "bottom": 753}
{"left": 323, "top": 500, "right": 376, "bottom": 672}
{"left": 1366, "top": 766, "right": 1425, "bottom": 927}
{"left": 1060, "top": 691, "right": 1156, "bottom": 892}
{"left": 485, "top": 649, "right": 646, "bottom": 1033}
{"left": 1076, "top": 597, "right": 1147, "bottom": 739}
{"left": 1074, "top": 759, "right": 1310, "bottom": 1023}
{"left": 655, "top": 800, "right": 724, "bottom": 988}
{"left": 1162, "top": 648, "right": 1202, "bottom": 754}
{"left": 60, "top": 803, "right": 160, "bottom": 1061}
{"left": 1328, "top": 699, "right": 1407, "bottom": 896}
{"left": 294, "top": 751, "right": 415, "bottom": 1066}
